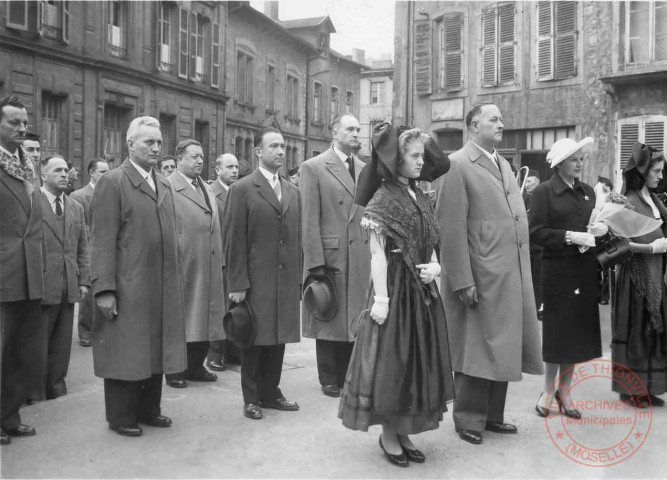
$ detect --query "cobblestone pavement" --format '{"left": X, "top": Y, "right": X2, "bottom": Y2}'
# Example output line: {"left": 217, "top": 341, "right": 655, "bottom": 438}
{"left": 2, "top": 304, "right": 665, "bottom": 479}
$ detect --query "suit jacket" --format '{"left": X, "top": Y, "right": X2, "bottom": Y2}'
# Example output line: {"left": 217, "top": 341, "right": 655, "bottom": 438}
{"left": 70, "top": 183, "right": 94, "bottom": 226}
{"left": 169, "top": 172, "right": 225, "bottom": 342}
{"left": 89, "top": 159, "right": 186, "bottom": 380}
{"left": 299, "top": 147, "right": 370, "bottom": 341}
{"left": 435, "top": 140, "right": 543, "bottom": 381}
{"left": 224, "top": 169, "right": 301, "bottom": 346}
{"left": 40, "top": 192, "right": 90, "bottom": 305}
{"left": 0, "top": 148, "right": 44, "bottom": 302}
{"left": 209, "top": 179, "right": 229, "bottom": 232}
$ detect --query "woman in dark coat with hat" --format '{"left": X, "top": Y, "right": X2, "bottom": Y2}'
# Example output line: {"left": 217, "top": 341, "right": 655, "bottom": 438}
{"left": 338, "top": 125, "right": 455, "bottom": 467}
{"left": 528, "top": 137, "right": 608, "bottom": 419}
{"left": 613, "top": 143, "right": 667, "bottom": 408}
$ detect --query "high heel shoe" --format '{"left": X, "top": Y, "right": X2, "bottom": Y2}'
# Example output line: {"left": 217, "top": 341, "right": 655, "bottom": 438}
{"left": 534, "top": 392, "right": 551, "bottom": 418}
{"left": 379, "top": 435, "right": 409, "bottom": 467}
{"left": 555, "top": 390, "right": 582, "bottom": 419}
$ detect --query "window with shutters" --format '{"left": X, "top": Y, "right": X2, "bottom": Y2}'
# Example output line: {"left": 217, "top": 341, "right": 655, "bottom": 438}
{"left": 536, "top": 1, "right": 577, "bottom": 81}
{"left": 481, "top": 3, "right": 516, "bottom": 88}
{"left": 266, "top": 64, "right": 276, "bottom": 111}
{"left": 211, "top": 20, "right": 221, "bottom": 87}
{"left": 313, "top": 82, "right": 323, "bottom": 123}
{"left": 286, "top": 73, "right": 299, "bottom": 119}
{"left": 103, "top": 104, "right": 131, "bottom": 167}
{"left": 625, "top": 1, "right": 667, "bottom": 64}
{"left": 41, "top": 93, "right": 64, "bottom": 158}
{"left": 330, "top": 87, "right": 339, "bottom": 124}
{"left": 345, "top": 91, "right": 354, "bottom": 114}
{"left": 618, "top": 116, "right": 667, "bottom": 169}
{"left": 437, "top": 13, "right": 464, "bottom": 92}
{"left": 189, "top": 13, "right": 206, "bottom": 82}
{"left": 236, "top": 49, "right": 255, "bottom": 105}
{"left": 107, "top": 0, "right": 128, "bottom": 59}
{"left": 40, "top": 0, "right": 70, "bottom": 42}
{"left": 7, "top": 1, "right": 29, "bottom": 30}
{"left": 370, "top": 82, "right": 384, "bottom": 104}
{"left": 157, "top": 2, "right": 173, "bottom": 72}
{"left": 177, "top": 7, "right": 211, "bottom": 83}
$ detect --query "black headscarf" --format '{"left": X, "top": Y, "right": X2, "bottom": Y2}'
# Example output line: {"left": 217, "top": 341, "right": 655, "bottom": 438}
{"left": 354, "top": 123, "right": 450, "bottom": 207}
{"left": 622, "top": 142, "right": 664, "bottom": 193}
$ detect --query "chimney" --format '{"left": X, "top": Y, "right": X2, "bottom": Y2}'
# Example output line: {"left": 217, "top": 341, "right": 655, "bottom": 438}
{"left": 264, "top": 1, "right": 279, "bottom": 20}
{"left": 352, "top": 48, "right": 366, "bottom": 66}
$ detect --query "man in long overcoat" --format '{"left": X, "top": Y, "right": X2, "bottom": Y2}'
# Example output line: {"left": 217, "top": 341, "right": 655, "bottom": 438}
{"left": 206, "top": 153, "right": 240, "bottom": 372}
{"left": 300, "top": 114, "right": 370, "bottom": 398}
{"left": 0, "top": 96, "right": 43, "bottom": 445}
{"left": 70, "top": 158, "right": 108, "bottom": 347}
{"left": 166, "top": 139, "right": 224, "bottom": 388}
{"left": 435, "top": 103, "right": 543, "bottom": 445}
{"left": 224, "top": 128, "right": 301, "bottom": 420}
{"left": 89, "top": 116, "right": 186, "bottom": 437}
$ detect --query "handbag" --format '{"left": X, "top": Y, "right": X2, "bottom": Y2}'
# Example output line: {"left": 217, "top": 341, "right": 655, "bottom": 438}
{"left": 595, "top": 234, "right": 632, "bottom": 269}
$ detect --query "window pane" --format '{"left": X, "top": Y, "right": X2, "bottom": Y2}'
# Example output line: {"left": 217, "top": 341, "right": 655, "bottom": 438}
{"left": 655, "top": 2, "right": 667, "bottom": 61}
{"left": 629, "top": 1, "right": 650, "bottom": 63}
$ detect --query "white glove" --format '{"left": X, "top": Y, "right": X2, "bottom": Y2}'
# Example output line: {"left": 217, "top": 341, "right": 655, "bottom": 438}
{"left": 650, "top": 238, "right": 667, "bottom": 254}
{"left": 571, "top": 232, "right": 596, "bottom": 248}
{"left": 370, "top": 296, "right": 389, "bottom": 325}
{"left": 415, "top": 262, "right": 441, "bottom": 284}
{"left": 588, "top": 222, "right": 609, "bottom": 237}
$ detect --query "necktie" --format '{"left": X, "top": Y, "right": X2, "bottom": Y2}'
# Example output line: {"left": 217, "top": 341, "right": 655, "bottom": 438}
{"left": 346, "top": 157, "right": 355, "bottom": 183}
{"left": 146, "top": 172, "right": 156, "bottom": 191}
{"left": 193, "top": 178, "right": 212, "bottom": 211}
{"left": 55, "top": 196, "right": 63, "bottom": 216}
{"left": 273, "top": 175, "right": 282, "bottom": 203}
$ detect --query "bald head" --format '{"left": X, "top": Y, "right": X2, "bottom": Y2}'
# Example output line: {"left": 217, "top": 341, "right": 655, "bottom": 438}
{"left": 215, "top": 153, "right": 239, "bottom": 186}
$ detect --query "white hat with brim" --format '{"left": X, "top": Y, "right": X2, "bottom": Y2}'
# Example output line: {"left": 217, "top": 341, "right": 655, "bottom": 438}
{"left": 546, "top": 137, "right": 594, "bottom": 169}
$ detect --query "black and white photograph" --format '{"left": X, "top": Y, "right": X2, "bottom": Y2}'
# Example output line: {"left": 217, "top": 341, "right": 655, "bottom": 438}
{"left": 0, "top": 0, "right": 666, "bottom": 478}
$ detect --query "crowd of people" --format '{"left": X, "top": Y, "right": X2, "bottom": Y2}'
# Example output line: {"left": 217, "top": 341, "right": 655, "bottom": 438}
{"left": 1, "top": 94, "right": 665, "bottom": 468}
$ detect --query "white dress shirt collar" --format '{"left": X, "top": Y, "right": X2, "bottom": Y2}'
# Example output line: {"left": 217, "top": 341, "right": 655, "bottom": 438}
{"left": 41, "top": 187, "right": 65, "bottom": 214}
{"left": 471, "top": 140, "right": 498, "bottom": 165}
{"left": 332, "top": 145, "right": 353, "bottom": 164}
{"left": 258, "top": 166, "right": 280, "bottom": 187}
{"left": 89, "top": 182, "right": 96, "bottom": 190}
{"left": 218, "top": 179, "right": 229, "bottom": 191}
{"left": 128, "top": 159, "right": 156, "bottom": 191}
{"left": 176, "top": 170, "right": 199, "bottom": 190}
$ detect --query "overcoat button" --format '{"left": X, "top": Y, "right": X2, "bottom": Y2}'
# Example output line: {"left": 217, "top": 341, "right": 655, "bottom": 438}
{"left": 339, "top": 200, "right": 344, "bottom": 205}
{"left": 277, "top": 215, "right": 282, "bottom": 221}
{"left": 515, "top": 215, "right": 520, "bottom": 221}
{"left": 349, "top": 240, "right": 353, "bottom": 245}
{"left": 278, "top": 265, "right": 284, "bottom": 271}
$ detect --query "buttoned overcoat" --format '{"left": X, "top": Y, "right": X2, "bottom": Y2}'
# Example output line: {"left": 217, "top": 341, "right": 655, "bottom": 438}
{"left": 169, "top": 172, "right": 225, "bottom": 342}
{"left": 435, "top": 141, "right": 543, "bottom": 381}
{"left": 300, "top": 148, "right": 370, "bottom": 341}
{"left": 89, "top": 160, "right": 186, "bottom": 380}
{"left": 223, "top": 169, "right": 301, "bottom": 346}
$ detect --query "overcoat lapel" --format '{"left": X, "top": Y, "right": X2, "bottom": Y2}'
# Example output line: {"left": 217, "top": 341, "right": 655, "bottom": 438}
{"left": 324, "top": 148, "right": 355, "bottom": 197}
{"left": 0, "top": 168, "right": 31, "bottom": 216}
{"left": 281, "top": 178, "right": 293, "bottom": 215}
{"left": 348, "top": 157, "right": 364, "bottom": 220}
{"left": 156, "top": 172, "right": 170, "bottom": 206}
{"left": 122, "top": 160, "right": 157, "bottom": 202}
{"left": 171, "top": 172, "right": 210, "bottom": 212}
{"left": 253, "top": 169, "right": 282, "bottom": 214}
{"left": 41, "top": 193, "right": 64, "bottom": 245}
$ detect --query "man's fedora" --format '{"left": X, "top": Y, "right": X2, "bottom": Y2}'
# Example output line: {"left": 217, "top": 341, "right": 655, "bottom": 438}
{"left": 303, "top": 273, "right": 338, "bottom": 322}
{"left": 223, "top": 300, "right": 255, "bottom": 350}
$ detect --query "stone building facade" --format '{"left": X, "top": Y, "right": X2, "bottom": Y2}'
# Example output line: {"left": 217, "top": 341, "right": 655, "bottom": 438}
{"left": 359, "top": 58, "right": 393, "bottom": 158}
{"left": 394, "top": 1, "right": 667, "bottom": 187}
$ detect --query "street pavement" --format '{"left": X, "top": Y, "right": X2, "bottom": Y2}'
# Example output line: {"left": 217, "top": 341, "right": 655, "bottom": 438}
{"left": 2, "top": 304, "right": 665, "bottom": 479}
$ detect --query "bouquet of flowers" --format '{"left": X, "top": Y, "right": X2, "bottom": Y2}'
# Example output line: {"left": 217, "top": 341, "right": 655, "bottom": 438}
{"left": 590, "top": 192, "right": 661, "bottom": 239}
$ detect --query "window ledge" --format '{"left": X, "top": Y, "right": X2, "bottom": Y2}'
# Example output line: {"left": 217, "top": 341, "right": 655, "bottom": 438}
{"left": 235, "top": 100, "right": 256, "bottom": 112}
{"left": 311, "top": 120, "right": 324, "bottom": 127}
{"left": 600, "top": 68, "right": 667, "bottom": 86}
{"left": 266, "top": 108, "right": 280, "bottom": 116}
{"left": 284, "top": 115, "right": 301, "bottom": 125}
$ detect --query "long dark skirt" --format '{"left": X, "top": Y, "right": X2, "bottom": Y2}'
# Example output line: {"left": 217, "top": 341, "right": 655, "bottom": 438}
{"left": 612, "top": 261, "right": 667, "bottom": 396}
{"left": 541, "top": 254, "right": 602, "bottom": 364}
{"left": 338, "top": 252, "right": 455, "bottom": 435}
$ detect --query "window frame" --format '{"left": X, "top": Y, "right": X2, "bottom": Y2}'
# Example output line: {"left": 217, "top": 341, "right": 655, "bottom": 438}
{"left": 330, "top": 85, "right": 339, "bottom": 125}
{"left": 266, "top": 63, "right": 276, "bottom": 111}
{"left": 211, "top": 20, "right": 221, "bottom": 87}
{"left": 236, "top": 49, "right": 255, "bottom": 105}
{"left": 345, "top": 90, "right": 354, "bottom": 114}
{"left": 624, "top": 0, "right": 667, "bottom": 64}
{"left": 617, "top": 115, "right": 667, "bottom": 170}
{"left": 436, "top": 12, "right": 465, "bottom": 92}
{"left": 481, "top": 2, "right": 516, "bottom": 88}
{"left": 6, "top": 0, "right": 29, "bottom": 31}
{"left": 313, "top": 81, "right": 323, "bottom": 123}
{"left": 286, "top": 72, "right": 300, "bottom": 119}
{"left": 107, "top": 0, "right": 128, "bottom": 59}
{"left": 536, "top": 1, "right": 578, "bottom": 82}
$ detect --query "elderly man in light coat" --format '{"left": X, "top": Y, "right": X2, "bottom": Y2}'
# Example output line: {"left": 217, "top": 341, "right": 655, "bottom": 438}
{"left": 165, "top": 139, "right": 225, "bottom": 388}
{"left": 300, "top": 114, "right": 370, "bottom": 398}
{"left": 435, "top": 103, "right": 543, "bottom": 446}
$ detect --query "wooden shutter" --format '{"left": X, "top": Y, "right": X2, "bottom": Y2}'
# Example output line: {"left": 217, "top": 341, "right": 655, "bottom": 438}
{"left": 7, "top": 1, "right": 29, "bottom": 30}
{"left": 246, "top": 56, "right": 254, "bottom": 104}
{"left": 37, "top": 0, "right": 44, "bottom": 37}
{"left": 237, "top": 52, "right": 246, "bottom": 102}
{"left": 498, "top": 3, "right": 515, "bottom": 84}
{"left": 481, "top": 7, "right": 497, "bottom": 87}
{"left": 62, "top": 0, "right": 70, "bottom": 43}
{"left": 414, "top": 19, "right": 432, "bottom": 95}
{"left": 644, "top": 121, "right": 666, "bottom": 151}
{"left": 178, "top": 7, "right": 189, "bottom": 78}
{"left": 189, "top": 12, "right": 197, "bottom": 80}
{"left": 445, "top": 14, "right": 463, "bottom": 91}
{"left": 554, "top": 1, "right": 577, "bottom": 79}
{"left": 211, "top": 21, "right": 220, "bottom": 87}
{"left": 537, "top": 1, "right": 553, "bottom": 81}
{"left": 619, "top": 122, "right": 639, "bottom": 169}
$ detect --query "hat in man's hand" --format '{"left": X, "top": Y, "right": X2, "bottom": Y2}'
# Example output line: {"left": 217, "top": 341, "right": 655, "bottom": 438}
{"left": 223, "top": 300, "right": 255, "bottom": 350}
{"left": 303, "top": 273, "right": 338, "bottom": 322}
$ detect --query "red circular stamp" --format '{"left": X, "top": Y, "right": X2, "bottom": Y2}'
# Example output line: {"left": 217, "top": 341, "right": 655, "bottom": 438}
{"left": 544, "top": 358, "right": 653, "bottom": 467}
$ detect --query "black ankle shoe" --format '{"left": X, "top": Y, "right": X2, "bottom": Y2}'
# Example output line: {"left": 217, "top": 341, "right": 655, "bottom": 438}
{"left": 379, "top": 435, "right": 409, "bottom": 467}
{"left": 555, "top": 390, "right": 582, "bottom": 419}
{"left": 535, "top": 392, "right": 552, "bottom": 418}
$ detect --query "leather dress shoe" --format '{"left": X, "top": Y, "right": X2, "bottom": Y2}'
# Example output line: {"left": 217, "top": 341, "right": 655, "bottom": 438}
{"left": 379, "top": 435, "right": 409, "bottom": 467}
{"left": 1, "top": 430, "right": 9, "bottom": 445}
{"left": 321, "top": 384, "right": 340, "bottom": 398}
{"left": 485, "top": 422, "right": 518, "bottom": 434}
{"left": 79, "top": 339, "right": 92, "bottom": 347}
{"left": 648, "top": 394, "right": 665, "bottom": 407}
{"left": 260, "top": 397, "right": 299, "bottom": 411}
{"left": 207, "top": 359, "right": 226, "bottom": 372}
{"left": 6, "top": 424, "right": 36, "bottom": 437}
{"left": 186, "top": 371, "right": 218, "bottom": 382}
{"left": 244, "top": 403, "right": 263, "bottom": 420}
{"left": 456, "top": 428, "right": 483, "bottom": 445}
{"left": 138, "top": 415, "right": 172, "bottom": 428}
{"left": 108, "top": 423, "right": 142, "bottom": 437}
{"left": 399, "top": 442, "right": 425, "bottom": 463}
{"left": 167, "top": 379, "right": 187, "bottom": 388}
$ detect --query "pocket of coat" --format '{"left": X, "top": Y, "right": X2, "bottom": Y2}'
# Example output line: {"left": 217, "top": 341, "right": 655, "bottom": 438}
{"left": 322, "top": 236, "right": 339, "bottom": 250}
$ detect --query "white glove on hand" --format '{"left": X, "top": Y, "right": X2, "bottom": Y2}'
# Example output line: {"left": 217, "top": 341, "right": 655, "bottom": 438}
{"left": 415, "top": 262, "right": 441, "bottom": 284}
{"left": 370, "top": 296, "right": 389, "bottom": 325}
{"left": 588, "top": 222, "right": 609, "bottom": 237}
{"left": 571, "top": 232, "right": 596, "bottom": 248}
{"left": 650, "top": 238, "right": 667, "bottom": 254}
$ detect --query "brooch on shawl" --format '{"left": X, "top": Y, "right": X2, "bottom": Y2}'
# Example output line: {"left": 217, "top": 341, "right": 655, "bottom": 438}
{"left": 584, "top": 195, "right": 590, "bottom": 201}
